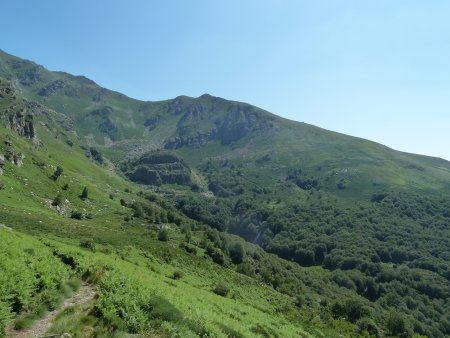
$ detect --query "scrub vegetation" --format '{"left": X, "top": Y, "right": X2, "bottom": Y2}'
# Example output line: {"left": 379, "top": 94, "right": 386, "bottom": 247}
{"left": 0, "top": 49, "right": 448, "bottom": 337}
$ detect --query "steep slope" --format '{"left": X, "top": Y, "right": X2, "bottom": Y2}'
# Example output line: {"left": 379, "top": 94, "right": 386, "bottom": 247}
{"left": 0, "top": 48, "right": 449, "bottom": 198}
{"left": 1, "top": 49, "right": 449, "bottom": 337}
{"left": 0, "top": 76, "right": 365, "bottom": 337}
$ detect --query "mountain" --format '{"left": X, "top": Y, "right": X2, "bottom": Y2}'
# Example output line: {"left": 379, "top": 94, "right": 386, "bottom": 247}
{"left": 0, "top": 49, "right": 449, "bottom": 337}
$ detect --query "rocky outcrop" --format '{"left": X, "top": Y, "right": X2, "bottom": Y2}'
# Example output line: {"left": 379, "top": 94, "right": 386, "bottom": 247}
{"left": 13, "top": 152, "right": 25, "bottom": 167}
{"left": 5, "top": 109, "right": 35, "bottom": 138}
{"left": 165, "top": 103, "right": 274, "bottom": 149}
{"left": 217, "top": 105, "right": 273, "bottom": 145}
{"left": 84, "top": 106, "right": 119, "bottom": 140}
{"left": 165, "top": 129, "right": 218, "bottom": 149}
{"left": 121, "top": 152, "right": 192, "bottom": 186}
{"left": 0, "top": 80, "right": 36, "bottom": 139}
{"left": 144, "top": 115, "right": 160, "bottom": 131}
{"left": 2, "top": 141, "right": 24, "bottom": 167}
{"left": 38, "top": 79, "right": 67, "bottom": 97}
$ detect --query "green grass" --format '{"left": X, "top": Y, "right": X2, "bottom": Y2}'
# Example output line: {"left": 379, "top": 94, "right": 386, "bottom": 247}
{"left": 1, "top": 50, "right": 449, "bottom": 337}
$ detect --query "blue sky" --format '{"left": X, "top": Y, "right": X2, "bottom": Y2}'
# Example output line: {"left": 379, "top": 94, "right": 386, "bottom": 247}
{"left": 1, "top": 1, "right": 450, "bottom": 160}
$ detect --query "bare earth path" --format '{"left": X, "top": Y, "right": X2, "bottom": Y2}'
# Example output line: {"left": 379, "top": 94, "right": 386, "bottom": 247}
{"left": 6, "top": 283, "right": 96, "bottom": 338}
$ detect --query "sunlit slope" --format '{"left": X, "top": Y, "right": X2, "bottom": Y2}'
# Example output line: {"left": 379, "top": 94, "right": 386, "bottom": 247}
{"left": 1, "top": 48, "right": 449, "bottom": 201}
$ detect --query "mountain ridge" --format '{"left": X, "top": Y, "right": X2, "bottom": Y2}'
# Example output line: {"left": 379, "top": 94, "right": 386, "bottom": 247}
{"left": 1, "top": 48, "right": 448, "bottom": 163}
{"left": 0, "top": 49, "right": 449, "bottom": 337}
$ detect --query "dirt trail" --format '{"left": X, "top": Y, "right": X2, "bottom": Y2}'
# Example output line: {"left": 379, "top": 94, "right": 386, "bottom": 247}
{"left": 6, "top": 283, "right": 96, "bottom": 338}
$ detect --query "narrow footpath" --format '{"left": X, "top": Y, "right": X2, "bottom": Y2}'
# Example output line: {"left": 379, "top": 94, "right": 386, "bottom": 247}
{"left": 6, "top": 284, "right": 96, "bottom": 338}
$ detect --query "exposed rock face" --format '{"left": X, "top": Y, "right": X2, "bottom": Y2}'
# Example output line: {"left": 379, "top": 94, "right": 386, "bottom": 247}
{"left": 122, "top": 152, "right": 192, "bottom": 186}
{"left": 5, "top": 109, "right": 35, "bottom": 138}
{"left": 38, "top": 79, "right": 67, "bottom": 97}
{"left": 84, "top": 106, "right": 119, "bottom": 140}
{"left": 13, "top": 152, "right": 25, "bottom": 167}
{"left": 165, "top": 103, "right": 274, "bottom": 149}
{"left": 164, "top": 129, "right": 218, "bottom": 149}
{"left": 3, "top": 145, "right": 24, "bottom": 167}
{"left": 0, "top": 80, "right": 36, "bottom": 139}
{"left": 144, "top": 115, "right": 160, "bottom": 131}
{"left": 217, "top": 105, "right": 273, "bottom": 145}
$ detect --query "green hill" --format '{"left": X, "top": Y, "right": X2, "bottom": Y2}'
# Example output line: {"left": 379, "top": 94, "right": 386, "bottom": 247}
{"left": 0, "top": 49, "right": 449, "bottom": 337}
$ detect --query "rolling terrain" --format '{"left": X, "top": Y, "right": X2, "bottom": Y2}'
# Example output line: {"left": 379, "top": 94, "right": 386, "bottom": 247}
{"left": 0, "top": 49, "right": 449, "bottom": 337}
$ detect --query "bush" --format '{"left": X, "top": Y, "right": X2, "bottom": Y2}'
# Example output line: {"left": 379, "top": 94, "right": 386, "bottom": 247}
{"left": 80, "top": 240, "right": 95, "bottom": 251}
{"left": 80, "top": 187, "right": 89, "bottom": 200}
{"left": 213, "top": 282, "right": 230, "bottom": 297}
{"left": 62, "top": 183, "right": 69, "bottom": 190}
{"left": 157, "top": 228, "right": 169, "bottom": 241}
{"left": 183, "top": 244, "right": 197, "bottom": 255}
{"left": 70, "top": 210, "right": 83, "bottom": 220}
{"left": 229, "top": 242, "right": 245, "bottom": 264}
{"left": 51, "top": 166, "right": 63, "bottom": 181}
{"left": 172, "top": 271, "right": 183, "bottom": 280}
{"left": 331, "top": 299, "right": 369, "bottom": 323}
{"left": 52, "top": 193, "right": 63, "bottom": 206}
{"left": 132, "top": 203, "right": 144, "bottom": 218}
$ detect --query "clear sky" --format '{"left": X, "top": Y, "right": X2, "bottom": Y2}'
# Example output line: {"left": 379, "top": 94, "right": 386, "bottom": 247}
{"left": 1, "top": 1, "right": 450, "bottom": 160}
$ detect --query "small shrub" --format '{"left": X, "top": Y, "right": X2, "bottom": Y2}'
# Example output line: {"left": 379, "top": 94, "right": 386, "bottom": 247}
{"left": 80, "top": 187, "right": 89, "bottom": 200}
{"left": 80, "top": 240, "right": 95, "bottom": 251}
{"left": 213, "top": 282, "right": 230, "bottom": 297}
{"left": 331, "top": 299, "right": 369, "bottom": 323}
{"left": 62, "top": 183, "right": 69, "bottom": 190}
{"left": 158, "top": 228, "right": 169, "bottom": 241}
{"left": 109, "top": 193, "right": 114, "bottom": 200}
{"left": 294, "top": 295, "right": 305, "bottom": 307}
{"left": 24, "top": 248, "right": 35, "bottom": 256}
{"left": 172, "top": 271, "right": 183, "bottom": 280}
{"left": 52, "top": 193, "right": 63, "bottom": 206}
{"left": 229, "top": 242, "right": 245, "bottom": 264}
{"left": 89, "top": 147, "right": 104, "bottom": 164}
{"left": 132, "top": 203, "right": 144, "bottom": 218}
{"left": 183, "top": 244, "right": 197, "bottom": 254}
{"left": 70, "top": 210, "right": 83, "bottom": 220}
{"left": 85, "top": 213, "right": 93, "bottom": 219}
{"left": 51, "top": 166, "right": 63, "bottom": 181}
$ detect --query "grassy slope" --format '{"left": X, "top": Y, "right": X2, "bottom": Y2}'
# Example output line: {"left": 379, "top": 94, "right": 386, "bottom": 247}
{"left": 0, "top": 49, "right": 448, "bottom": 337}
{"left": 1, "top": 48, "right": 449, "bottom": 202}
{"left": 0, "top": 92, "right": 360, "bottom": 337}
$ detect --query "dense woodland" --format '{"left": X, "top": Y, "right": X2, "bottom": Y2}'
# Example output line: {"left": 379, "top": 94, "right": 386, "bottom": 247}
{"left": 0, "top": 49, "right": 449, "bottom": 337}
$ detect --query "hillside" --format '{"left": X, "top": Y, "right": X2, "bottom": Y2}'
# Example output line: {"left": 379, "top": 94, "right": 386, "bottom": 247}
{"left": 0, "top": 49, "right": 449, "bottom": 337}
